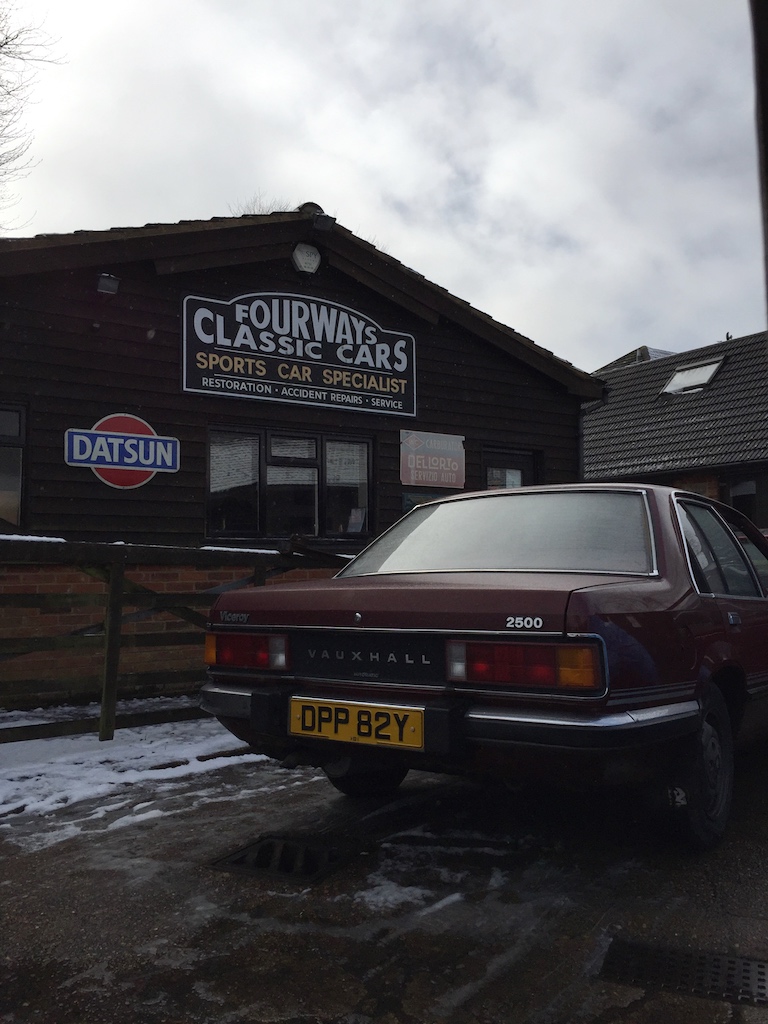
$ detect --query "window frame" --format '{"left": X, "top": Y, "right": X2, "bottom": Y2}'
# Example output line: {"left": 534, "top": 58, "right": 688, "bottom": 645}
{"left": 676, "top": 498, "right": 764, "bottom": 598}
{"left": 661, "top": 360, "right": 723, "bottom": 395}
{"left": 206, "top": 426, "right": 372, "bottom": 541}
{"left": 482, "top": 448, "right": 539, "bottom": 491}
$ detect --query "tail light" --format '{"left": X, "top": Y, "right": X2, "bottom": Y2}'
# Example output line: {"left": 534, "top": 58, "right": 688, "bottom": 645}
{"left": 446, "top": 640, "right": 600, "bottom": 691}
{"left": 205, "top": 633, "right": 288, "bottom": 671}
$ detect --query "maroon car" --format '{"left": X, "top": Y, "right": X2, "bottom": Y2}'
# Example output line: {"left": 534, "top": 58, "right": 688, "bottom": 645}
{"left": 201, "top": 484, "right": 768, "bottom": 850}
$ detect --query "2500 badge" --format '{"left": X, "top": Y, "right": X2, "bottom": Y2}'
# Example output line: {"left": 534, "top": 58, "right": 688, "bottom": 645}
{"left": 506, "top": 616, "right": 543, "bottom": 629}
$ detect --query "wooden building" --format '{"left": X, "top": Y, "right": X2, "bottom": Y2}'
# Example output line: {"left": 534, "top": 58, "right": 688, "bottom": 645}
{"left": 0, "top": 205, "right": 600, "bottom": 549}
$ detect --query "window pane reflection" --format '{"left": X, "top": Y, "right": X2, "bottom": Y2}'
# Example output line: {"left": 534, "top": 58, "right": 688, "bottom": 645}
{"left": 266, "top": 466, "right": 318, "bottom": 535}
{"left": 325, "top": 441, "right": 368, "bottom": 534}
{"left": 270, "top": 437, "right": 316, "bottom": 460}
{"left": 208, "top": 432, "right": 259, "bottom": 535}
{"left": 487, "top": 467, "right": 522, "bottom": 490}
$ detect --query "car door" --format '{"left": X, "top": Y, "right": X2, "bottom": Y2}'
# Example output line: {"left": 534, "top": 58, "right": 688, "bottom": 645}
{"left": 677, "top": 499, "right": 768, "bottom": 705}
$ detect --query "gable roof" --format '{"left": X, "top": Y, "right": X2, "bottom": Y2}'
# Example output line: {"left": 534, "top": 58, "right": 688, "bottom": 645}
{"left": 0, "top": 208, "right": 601, "bottom": 399}
{"left": 582, "top": 331, "right": 768, "bottom": 479}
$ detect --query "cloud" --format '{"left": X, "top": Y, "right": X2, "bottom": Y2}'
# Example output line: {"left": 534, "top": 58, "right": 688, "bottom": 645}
{"left": 7, "top": 0, "right": 764, "bottom": 371}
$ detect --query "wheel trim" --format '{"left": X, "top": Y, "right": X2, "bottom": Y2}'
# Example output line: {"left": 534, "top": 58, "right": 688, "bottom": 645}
{"left": 701, "top": 717, "right": 727, "bottom": 817}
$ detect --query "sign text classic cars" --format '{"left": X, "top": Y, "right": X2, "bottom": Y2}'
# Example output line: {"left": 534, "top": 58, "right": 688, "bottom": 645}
{"left": 183, "top": 292, "right": 416, "bottom": 415}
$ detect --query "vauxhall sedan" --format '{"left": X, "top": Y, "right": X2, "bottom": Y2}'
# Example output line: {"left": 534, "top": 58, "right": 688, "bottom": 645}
{"left": 201, "top": 484, "right": 768, "bottom": 849}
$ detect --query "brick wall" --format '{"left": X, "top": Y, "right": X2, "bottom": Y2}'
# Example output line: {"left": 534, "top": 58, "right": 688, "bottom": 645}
{"left": 0, "top": 563, "right": 332, "bottom": 708}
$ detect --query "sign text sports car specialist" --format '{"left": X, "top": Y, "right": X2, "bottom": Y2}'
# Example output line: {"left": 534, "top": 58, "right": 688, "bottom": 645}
{"left": 182, "top": 292, "right": 416, "bottom": 416}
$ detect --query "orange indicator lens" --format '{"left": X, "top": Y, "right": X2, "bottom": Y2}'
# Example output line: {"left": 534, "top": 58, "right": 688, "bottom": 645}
{"left": 447, "top": 641, "right": 599, "bottom": 690}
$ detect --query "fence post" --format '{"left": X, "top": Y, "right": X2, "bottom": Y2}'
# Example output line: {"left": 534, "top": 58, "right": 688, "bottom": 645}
{"left": 99, "top": 561, "right": 125, "bottom": 741}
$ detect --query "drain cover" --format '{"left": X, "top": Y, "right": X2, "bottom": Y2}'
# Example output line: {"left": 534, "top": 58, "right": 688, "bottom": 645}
{"left": 601, "top": 938, "right": 768, "bottom": 1006}
{"left": 211, "top": 833, "right": 359, "bottom": 883}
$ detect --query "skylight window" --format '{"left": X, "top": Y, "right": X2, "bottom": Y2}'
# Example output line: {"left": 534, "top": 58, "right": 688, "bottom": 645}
{"left": 661, "top": 360, "right": 723, "bottom": 394}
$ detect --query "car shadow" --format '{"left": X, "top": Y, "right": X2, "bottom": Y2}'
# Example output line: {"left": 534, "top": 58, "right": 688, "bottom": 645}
{"left": 278, "top": 769, "right": 678, "bottom": 868}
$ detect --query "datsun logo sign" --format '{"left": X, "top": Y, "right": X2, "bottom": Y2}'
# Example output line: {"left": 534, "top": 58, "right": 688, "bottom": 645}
{"left": 64, "top": 414, "right": 180, "bottom": 489}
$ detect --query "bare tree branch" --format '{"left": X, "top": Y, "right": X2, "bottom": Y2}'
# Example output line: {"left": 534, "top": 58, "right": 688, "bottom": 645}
{"left": 228, "top": 191, "right": 293, "bottom": 216}
{"left": 0, "top": 4, "right": 58, "bottom": 220}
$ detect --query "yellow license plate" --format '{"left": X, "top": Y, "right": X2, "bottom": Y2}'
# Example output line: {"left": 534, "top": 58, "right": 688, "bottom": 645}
{"left": 289, "top": 697, "right": 424, "bottom": 750}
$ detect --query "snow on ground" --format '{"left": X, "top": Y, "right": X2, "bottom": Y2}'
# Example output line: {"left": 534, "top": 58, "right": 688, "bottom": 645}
{"left": 0, "top": 699, "right": 469, "bottom": 911}
{"left": 0, "top": 698, "right": 268, "bottom": 835}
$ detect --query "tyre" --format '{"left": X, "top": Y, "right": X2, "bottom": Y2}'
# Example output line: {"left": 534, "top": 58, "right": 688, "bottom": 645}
{"left": 669, "top": 683, "right": 734, "bottom": 851}
{"left": 323, "top": 762, "right": 408, "bottom": 797}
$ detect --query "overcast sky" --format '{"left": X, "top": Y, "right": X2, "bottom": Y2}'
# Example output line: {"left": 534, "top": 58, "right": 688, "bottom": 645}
{"left": 5, "top": 0, "right": 765, "bottom": 372}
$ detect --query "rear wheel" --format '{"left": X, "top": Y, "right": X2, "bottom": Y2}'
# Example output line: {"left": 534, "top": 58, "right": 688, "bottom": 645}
{"left": 669, "top": 683, "right": 734, "bottom": 851}
{"left": 323, "top": 761, "right": 408, "bottom": 797}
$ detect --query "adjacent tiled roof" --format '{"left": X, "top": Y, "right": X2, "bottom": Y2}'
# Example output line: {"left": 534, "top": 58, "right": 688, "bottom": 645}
{"left": 582, "top": 332, "right": 768, "bottom": 479}
{"left": 596, "top": 345, "right": 676, "bottom": 372}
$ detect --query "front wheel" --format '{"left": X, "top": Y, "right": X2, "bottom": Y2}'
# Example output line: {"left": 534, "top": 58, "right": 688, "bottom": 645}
{"left": 669, "top": 683, "right": 734, "bottom": 851}
{"left": 323, "top": 761, "right": 408, "bottom": 798}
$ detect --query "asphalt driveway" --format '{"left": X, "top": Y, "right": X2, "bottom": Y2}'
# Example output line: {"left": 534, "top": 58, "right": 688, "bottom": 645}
{"left": 4, "top": 727, "right": 768, "bottom": 1023}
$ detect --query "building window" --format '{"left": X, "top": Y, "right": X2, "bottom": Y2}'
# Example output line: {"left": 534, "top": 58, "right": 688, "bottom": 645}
{"left": 207, "top": 429, "right": 370, "bottom": 539}
{"left": 483, "top": 449, "right": 537, "bottom": 490}
{"left": 661, "top": 360, "right": 722, "bottom": 394}
{"left": 208, "top": 432, "right": 260, "bottom": 536}
{"left": 728, "top": 480, "right": 756, "bottom": 521}
{"left": 0, "top": 405, "right": 24, "bottom": 526}
{"left": 325, "top": 440, "right": 369, "bottom": 535}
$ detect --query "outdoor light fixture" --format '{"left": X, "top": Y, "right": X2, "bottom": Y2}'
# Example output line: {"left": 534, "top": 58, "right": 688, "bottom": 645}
{"left": 295, "top": 202, "right": 335, "bottom": 233}
{"left": 96, "top": 273, "right": 120, "bottom": 295}
{"left": 312, "top": 213, "right": 336, "bottom": 231}
{"left": 291, "top": 243, "right": 322, "bottom": 275}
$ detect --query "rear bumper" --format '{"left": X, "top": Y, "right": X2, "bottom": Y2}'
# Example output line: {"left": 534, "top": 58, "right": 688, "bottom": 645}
{"left": 199, "top": 680, "right": 701, "bottom": 755}
{"left": 465, "top": 701, "right": 701, "bottom": 749}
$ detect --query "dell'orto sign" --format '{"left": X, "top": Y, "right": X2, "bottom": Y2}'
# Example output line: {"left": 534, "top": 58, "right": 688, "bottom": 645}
{"left": 400, "top": 430, "right": 465, "bottom": 488}
{"left": 182, "top": 292, "right": 416, "bottom": 416}
{"left": 64, "top": 414, "right": 180, "bottom": 489}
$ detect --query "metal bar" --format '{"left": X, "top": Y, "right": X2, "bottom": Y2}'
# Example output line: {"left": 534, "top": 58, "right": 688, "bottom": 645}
{"left": 0, "top": 705, "right": 207, "bottom": 744}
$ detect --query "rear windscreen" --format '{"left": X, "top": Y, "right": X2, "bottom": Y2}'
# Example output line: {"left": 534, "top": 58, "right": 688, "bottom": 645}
{"left": 340, "top": 490, "right": 654, "bottom": 576}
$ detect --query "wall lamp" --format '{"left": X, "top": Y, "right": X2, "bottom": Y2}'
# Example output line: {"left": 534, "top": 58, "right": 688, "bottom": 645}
{"left": 97, "top": 273, "right": 120, "bottom": 295}
{"left": 312, "top": 213, "right": 335, "bottom": 231}
{"left": 295, "top": 201, "right": 335, "bottom": 232}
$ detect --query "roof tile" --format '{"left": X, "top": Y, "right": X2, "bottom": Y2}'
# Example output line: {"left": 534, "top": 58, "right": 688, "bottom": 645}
{"left": 582, "top": 333, "right": 768, "bottom": 477}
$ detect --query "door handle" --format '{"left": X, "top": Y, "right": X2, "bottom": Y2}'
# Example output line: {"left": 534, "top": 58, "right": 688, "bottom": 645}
{"left": 727, "top": 611, "right": 742, "bottom": 627}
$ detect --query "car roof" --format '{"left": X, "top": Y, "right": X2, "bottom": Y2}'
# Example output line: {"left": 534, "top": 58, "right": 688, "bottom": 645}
{"left": 417, "top": 482, "right": 683, "bottom": 506}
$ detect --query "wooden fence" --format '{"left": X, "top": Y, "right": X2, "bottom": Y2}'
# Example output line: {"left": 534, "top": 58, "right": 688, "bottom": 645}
{"left": 0, "top": 538, "right": 344, "bottom": 743}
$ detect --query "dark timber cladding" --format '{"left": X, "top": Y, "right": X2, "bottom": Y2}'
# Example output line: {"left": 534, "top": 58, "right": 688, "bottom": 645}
{"left": 0, "top": 209, "right": 601, "bottom": 547}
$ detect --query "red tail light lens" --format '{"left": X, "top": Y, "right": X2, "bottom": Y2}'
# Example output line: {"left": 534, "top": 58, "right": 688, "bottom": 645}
{"left": 446, "top": 641, "right": 600, "bottom": 690}
{"left": 205, "top": 633, "right": 288, "bottom": 671}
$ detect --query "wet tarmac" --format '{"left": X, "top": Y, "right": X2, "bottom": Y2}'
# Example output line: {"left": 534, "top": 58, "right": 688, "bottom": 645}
{"left": 4, "top": 743, "right": 768, "bottom": 1023}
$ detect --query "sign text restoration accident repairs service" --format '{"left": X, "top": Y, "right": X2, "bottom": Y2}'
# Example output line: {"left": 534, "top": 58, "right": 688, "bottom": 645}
{"left": 182, "top": 292, "right": 416, "bottom": 416}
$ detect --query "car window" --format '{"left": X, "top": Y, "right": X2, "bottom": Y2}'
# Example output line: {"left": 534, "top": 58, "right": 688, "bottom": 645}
{"left": 341, "top": 490, "right": 655, "bottom": 575}
{"left": 678, "top": 502, "right": 761, "bottom": 597}
{"left": 737, "top": 536, "right": 768, "bottom": 593}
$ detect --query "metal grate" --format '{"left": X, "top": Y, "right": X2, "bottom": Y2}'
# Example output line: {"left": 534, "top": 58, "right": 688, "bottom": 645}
{"left": 211, "top": 833, "right": 359, "bottom": 883}
{"left": 601, "top": 938, "right": 768, "bottom": 1006}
